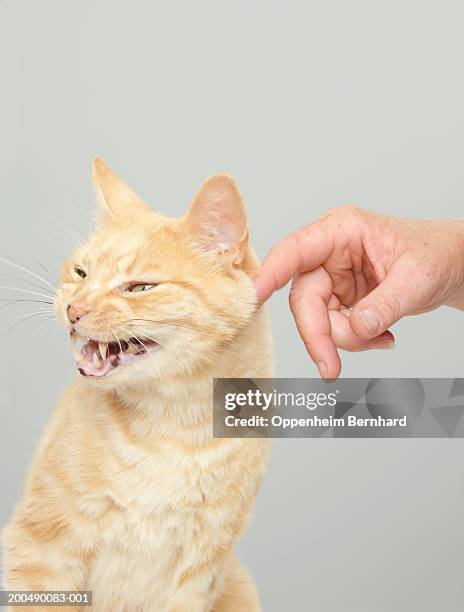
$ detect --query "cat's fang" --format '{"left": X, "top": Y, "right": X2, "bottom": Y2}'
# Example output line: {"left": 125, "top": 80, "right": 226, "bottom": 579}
{"left": 71, "top": 335, "right": 83, "bottom": 361}
{"left": 75, "top": 336, "right": 86, "bottom": 355}
{"left": 93, "top": 352, "right": 102, "bottom": 369}
{"left": 99, "top": 342, "right": 108, "bottom": 360}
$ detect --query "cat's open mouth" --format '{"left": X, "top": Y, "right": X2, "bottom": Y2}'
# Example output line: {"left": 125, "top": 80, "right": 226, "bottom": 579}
{"left": 71, "top": 334, "right": 158, "bottom": 378}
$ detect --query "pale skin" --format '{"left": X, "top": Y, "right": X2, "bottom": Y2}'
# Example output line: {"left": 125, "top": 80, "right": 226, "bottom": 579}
{"left": 255, "top": 206, "right": 464, "bottom": 380}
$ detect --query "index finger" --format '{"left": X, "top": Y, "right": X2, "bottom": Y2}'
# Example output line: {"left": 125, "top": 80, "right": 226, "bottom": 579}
{"left": 254, "top": 223, "right": 333, "bottom": 304}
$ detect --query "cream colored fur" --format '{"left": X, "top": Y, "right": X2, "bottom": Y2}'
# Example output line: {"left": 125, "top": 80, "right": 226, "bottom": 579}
{"left": 3, "top": 160, "right": 273, "bottom": 611}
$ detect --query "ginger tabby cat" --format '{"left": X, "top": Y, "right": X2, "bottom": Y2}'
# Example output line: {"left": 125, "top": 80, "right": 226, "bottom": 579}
{"left": 3, "top": 159, "right": 273, "bottom": 611}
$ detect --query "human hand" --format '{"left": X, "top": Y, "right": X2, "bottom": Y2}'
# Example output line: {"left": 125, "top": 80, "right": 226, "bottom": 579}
{"left": 255, "top": 207, "right": 464, "bottom": 380}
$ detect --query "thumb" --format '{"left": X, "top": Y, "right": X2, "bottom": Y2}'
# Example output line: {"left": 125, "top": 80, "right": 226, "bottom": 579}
{"left": 350, "top": 268, "right": 422, "bottom": 339}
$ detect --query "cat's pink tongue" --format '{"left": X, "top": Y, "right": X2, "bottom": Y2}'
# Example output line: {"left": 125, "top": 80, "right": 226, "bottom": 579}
{"left": 76, "top": 356, "right": 117, "bottom": 377}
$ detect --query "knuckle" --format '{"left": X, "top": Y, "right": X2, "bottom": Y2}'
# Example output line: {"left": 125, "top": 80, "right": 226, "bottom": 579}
{"left": 321, "top": 206, "right": 364, "bottom": 233}
{"left": 340, "top": 204, "right": 363, "bottom": 219}
{"left": 377, "top": 292, "right": 401, "bottom": 319}
{"left": 324, "top": 204, "right": 361, "bottom": 219}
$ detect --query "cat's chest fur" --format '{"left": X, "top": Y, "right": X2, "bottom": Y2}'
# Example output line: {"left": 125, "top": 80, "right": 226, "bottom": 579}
{"left": 77, "top": 393, "right": 270, "bottom": 604}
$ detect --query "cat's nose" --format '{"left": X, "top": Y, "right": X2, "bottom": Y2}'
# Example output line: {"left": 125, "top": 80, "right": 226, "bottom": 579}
{"left": 67, "top": 304, "right": 90, "bottom": 325}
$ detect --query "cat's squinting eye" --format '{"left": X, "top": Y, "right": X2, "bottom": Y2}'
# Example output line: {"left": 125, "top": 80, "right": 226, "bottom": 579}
{"left": 74, "top": 266, "right": 87, "bottom": 279}
{"left": 125, "top": 283, "right": 158, "bottom": 293}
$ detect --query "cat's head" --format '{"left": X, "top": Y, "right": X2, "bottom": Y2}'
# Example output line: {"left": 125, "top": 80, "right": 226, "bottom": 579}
{"left": 55, "top": 159, "right": 258, "bottom": 386}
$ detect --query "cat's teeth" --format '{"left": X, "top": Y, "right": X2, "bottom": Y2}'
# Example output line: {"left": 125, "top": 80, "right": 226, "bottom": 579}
{"left": 99, "top": 342, "right": 108, "bottom": 360}
{"left": 93, "top": 352, "right": 101, "bottom": 369}
{"left": 71, "top": 336, "right": 83, "bottom": 361}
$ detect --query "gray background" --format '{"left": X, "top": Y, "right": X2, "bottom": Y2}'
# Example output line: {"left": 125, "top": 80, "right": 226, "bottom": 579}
{"left": 1, "top": 1, "right": 464, "bottom": 610}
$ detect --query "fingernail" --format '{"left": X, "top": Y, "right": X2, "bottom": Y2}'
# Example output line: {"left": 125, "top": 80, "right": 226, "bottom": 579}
{"left": 358, "top": 308, "right": 381, "bottom": 335}
{"left": 375, "top": 338, "right": 396, "bottom": 350}
{"left": 318, "top": 362, "right": 328, "bottom": 381}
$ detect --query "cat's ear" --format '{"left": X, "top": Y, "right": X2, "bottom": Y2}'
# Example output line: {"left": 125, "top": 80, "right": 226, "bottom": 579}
{"left": 182, "top": 173, "right": 248, "bottom": 265}
{"left": 93, "top": 157, "right": 151, "bottom": 222}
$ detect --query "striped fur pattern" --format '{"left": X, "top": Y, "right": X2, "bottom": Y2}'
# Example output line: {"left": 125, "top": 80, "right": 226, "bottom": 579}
{"left": 3, "top": 160, "right": 273, "bottom": 611}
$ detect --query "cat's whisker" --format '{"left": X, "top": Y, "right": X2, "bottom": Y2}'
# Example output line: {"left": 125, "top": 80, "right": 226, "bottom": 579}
{"left": 140, "top": 336, "right": 166, "bottom": 361}
{"left": 0, "top": 300, "right": 53, "bottom": 314}
{"left": 121, "top": 318, "right": 197, "bottom": 333}
{"left": 115, "top": 324, "right": 162, "bottom": 347}
{"left": 137, "top": 331, "right": 161, "bottom": 345}
{"left": 0, "top": 285, "right": 57, "bottom": 301}
{"left": 132, "top": 337, "right": 160, "bottom": 371}
{"left": 40, "top": 225, "right": 80, "bottom": 250}
{"left": 114, "top": 330, "right": 124, "bottom": 355}
{"left": 116, "top": 325, "right": 162, "bottom": 368}
{"left": 30, "top": 316, "right": 57, "bottom": 335}
{"left": 39, "top": 230, "right": 76, "bottom": 257}
{"left": 36, "top": 261, "right": 60, "bottom": 293}
{"left": 0, "top": 298, "right": 53, "bottom": 309}
{"left": 126, "top": 320, "right": 208, "bottom": 339}
{"left": 109, "top": 325, "right": 160, "bottom": 375}
{"left": 57, "top": 179, "right": 94, "bottom": 236}
{"left": 101, "top": 319, "right": 116, "bottom": 359}
{"left": 58, "top": 223, "right": 82, "bottom": 247}
{"left": 141, "top": 333, "right": 164, "bottom": 350}
{"left": 129, "top": 331, "right": 162, "bottom": 351}
{"left": 36, "top": 260, "right": 59, "bottom": 293}
{"left": 4, "top": 309, "right": 54, "bottom": 323}
{"left": 126, "top": 317, "right": 189, "bottom": 324}
{"left": 37, "top": 261, "right": 53, "bottom": 279}
{"left": 116, "top": 324, "right": 152, "bottom": 344}
{"left": 0, "top": 273, "right": 56, "bottom": 297}
{"left": 1, "top": 311, "right": 54, "bottom": 337}
{"left": 128, "top": 321, "right": 188, "bottom": 331}
{"left": 0, "top": 256, "right": 57, "bottom": 293}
